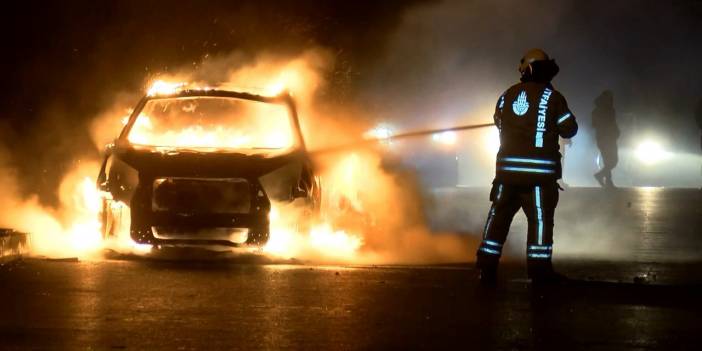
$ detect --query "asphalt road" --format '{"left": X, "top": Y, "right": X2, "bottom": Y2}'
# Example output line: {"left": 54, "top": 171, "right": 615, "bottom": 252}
{"left": 1, "top": 188, "right": 701, "bottom": 350}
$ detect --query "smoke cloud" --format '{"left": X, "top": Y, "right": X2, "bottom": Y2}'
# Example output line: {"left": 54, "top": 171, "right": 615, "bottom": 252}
{"left": 348, "top": 0, "right": 702, "bottom": 260}
{"left": 353, "top": 0, "right": 702, "bottom": 188}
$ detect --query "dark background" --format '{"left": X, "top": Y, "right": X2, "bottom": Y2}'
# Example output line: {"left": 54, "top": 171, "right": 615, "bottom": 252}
{"left": 1, "top": 0, "right": 701, "bottom": 202}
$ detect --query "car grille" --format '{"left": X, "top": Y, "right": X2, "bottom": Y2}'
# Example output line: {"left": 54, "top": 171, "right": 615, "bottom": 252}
{"left": 152, "top": 177, "right": 251, "bottom": 214}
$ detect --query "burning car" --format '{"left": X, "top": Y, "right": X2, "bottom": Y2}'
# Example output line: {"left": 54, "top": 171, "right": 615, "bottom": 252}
{"left": 96, "top": 88, "right": 320, "bottom": 248}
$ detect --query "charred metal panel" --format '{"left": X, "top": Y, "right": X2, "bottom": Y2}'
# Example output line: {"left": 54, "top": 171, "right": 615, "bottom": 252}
{"left": 116, "top": 146, "right": 303, "bottom": 179}
{"left": 259, "top": 160, "right": 303, "bottom": 202}
{"left": 107, "top": 156, "right": 139, "bottom": 204}
{"left": 152, "top": 177, "right": 251, "bottom": 214}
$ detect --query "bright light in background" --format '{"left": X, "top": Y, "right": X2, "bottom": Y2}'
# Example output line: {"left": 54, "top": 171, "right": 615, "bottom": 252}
{"left": 431, "top": 131, "right": 457, "bottom": 146}
{"left": 636, "top": 139, "right": 671, "bottom": 165}
{"left": 365, "top": 123, "right": 395, "bottom": 142}
{"left": 483, "top": 128, "right": 501, "bottom": 155}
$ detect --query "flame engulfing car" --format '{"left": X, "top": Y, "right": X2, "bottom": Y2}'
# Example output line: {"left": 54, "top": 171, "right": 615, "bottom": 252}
{"left": 97, "top": 89, "right": 320, "bottom": 248}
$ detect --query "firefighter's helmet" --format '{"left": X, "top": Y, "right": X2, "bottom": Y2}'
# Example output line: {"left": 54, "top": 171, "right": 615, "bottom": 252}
{"left": 519, "top": 48, "right": 550, "bottom": 74}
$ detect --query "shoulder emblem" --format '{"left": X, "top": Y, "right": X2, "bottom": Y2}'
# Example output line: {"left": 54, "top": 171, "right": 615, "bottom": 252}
{"left": 512, "top": 90, "right": 529, "bottom": 116}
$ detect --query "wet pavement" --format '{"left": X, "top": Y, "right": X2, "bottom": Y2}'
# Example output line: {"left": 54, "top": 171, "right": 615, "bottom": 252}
{"left": 1, "top": 188, "right": 701, "bottom": 350}
{"left": 430, "top": 187, "right": 702, "bottom": 261}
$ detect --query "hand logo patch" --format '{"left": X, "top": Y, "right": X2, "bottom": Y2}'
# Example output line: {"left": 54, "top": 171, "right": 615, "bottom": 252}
{"left": 512, "top": 91, "right": 529, "bottom": 116}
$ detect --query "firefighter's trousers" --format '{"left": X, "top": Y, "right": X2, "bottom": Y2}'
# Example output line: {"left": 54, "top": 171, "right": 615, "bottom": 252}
{"left": 476, "top": 182, "right": 559, "bottom": 275}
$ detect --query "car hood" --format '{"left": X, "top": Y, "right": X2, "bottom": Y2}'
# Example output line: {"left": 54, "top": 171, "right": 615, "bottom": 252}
{"left": 115, "top": 144, "right": 306, "bottom": 178}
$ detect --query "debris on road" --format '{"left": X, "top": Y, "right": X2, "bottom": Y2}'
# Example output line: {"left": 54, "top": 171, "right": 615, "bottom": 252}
{"left": 0, "top": 228, "right": 30, "bottom": 263}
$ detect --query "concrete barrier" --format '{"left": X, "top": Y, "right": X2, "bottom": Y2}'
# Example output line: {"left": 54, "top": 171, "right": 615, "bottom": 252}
{"left": 0, "top": 228, "right": 29, "bottom": 263}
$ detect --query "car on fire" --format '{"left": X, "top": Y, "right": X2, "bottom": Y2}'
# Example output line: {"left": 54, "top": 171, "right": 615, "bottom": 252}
{"left": 96, "top": 88, "right": 320, "bottom": 248}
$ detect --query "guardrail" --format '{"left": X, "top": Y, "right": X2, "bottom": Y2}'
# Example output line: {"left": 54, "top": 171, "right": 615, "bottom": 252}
{"left": 0, "top": 228, "right": 29, "bottom": 263}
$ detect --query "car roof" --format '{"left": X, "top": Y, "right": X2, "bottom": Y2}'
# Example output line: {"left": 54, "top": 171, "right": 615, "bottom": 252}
{"left": 144, "top": 89, "right": 291, "bottom": 105}
{"left": 117, "top": 88, "right": 307, "bottom": 151}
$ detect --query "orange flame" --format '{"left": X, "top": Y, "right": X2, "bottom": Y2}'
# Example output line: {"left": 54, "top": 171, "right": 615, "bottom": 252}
{"left": 147, "top": 80, "right": 186, "bottom": 96}
{"left": 22, "top": 52, "right": 381, "bottom": 262}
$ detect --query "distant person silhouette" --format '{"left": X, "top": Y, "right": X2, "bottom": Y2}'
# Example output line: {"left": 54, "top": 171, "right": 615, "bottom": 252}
{"left": 592, "top": 90, "right": 619, "bottom": 188}
{"left": 695, "top": 97, "right": 702, "bottom": 179}
{"left": 558, "top": 137, "right": 572, "bottom": 188}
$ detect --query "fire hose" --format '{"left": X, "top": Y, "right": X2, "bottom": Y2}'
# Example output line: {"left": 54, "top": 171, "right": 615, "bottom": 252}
{"left": 309, "top": 122, "right": 496, "bottom": 156}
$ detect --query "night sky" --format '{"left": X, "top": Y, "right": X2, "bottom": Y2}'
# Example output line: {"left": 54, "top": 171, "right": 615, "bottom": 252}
{"left": 2, "top": 0, "right": 701, "bottom": 201}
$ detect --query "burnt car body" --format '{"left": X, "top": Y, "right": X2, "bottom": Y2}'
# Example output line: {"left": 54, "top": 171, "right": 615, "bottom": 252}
{"left": 97, "top": 89, "right": 320, "bottom": 247}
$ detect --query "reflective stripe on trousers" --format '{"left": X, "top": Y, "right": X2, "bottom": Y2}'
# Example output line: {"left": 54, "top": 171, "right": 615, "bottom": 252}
{"left": 476, "top": 183, "right": 558, "bottom": 262}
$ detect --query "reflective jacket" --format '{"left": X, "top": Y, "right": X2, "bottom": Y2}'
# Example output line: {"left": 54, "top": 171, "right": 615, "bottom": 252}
{"left": 493, "top": 82, "right": 578, "bottom": 185}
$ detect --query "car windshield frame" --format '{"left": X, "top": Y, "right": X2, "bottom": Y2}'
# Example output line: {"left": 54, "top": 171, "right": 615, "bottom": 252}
{"left": 118, "top": 90, "right": 305, "bottom": 151}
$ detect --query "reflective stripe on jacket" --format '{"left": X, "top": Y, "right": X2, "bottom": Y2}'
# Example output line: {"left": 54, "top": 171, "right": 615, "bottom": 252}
{"left": 493, "top": 82, "right": 578, "bottom": 185}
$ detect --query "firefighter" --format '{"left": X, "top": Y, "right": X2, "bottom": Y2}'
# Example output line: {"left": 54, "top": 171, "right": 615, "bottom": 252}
{"left": 476, "top": 48, "right": 578, "bottom": 284}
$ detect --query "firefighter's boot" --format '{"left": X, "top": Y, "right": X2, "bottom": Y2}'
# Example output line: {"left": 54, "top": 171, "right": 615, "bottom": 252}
{"left": 528, "top": 260, "right": 568, "bottom": 284}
